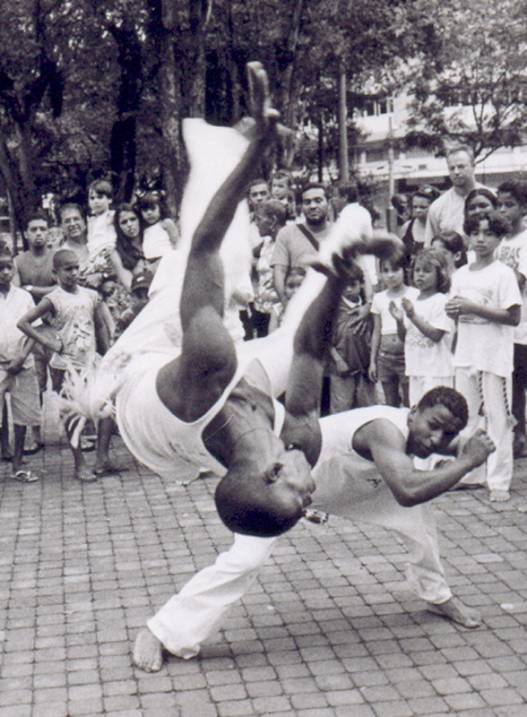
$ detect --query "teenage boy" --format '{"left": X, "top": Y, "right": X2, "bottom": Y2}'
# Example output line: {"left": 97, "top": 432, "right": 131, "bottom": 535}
{"left": 0, "top": 243, "right": 41, "bottom": 482}
{"left": 14, "top": 211, "right": 57, "bottom": 450}
{"left": 17, "top": 250, "right": 115, "bottom": 482}
{"left": 496, "top": 179, "right": 527, "bottom": 457}
{"left": 446, "top": 211, "right": 522, "bottom": 501}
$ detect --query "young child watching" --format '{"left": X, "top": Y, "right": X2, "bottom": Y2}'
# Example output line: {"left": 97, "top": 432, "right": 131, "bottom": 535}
{"left": 369, "top": 253, "right": 418, "bottom": 407}
{"left": 87, "top": 179, "right": 117, "bottom": 257}
{"left": 0, "top": 243, "right": 41, "bottom": 482}
{"left": 138, "top": 192, "right": 179, "bottom": 270}
{"left": 115, "top": 270, "right": 153, "bottom": 336}
{"left": 390, "top": 249, "right": 454, "bottom": 406}
{"left": 431, "top": 231, "right": 467, "bottom": 277}
{"left": 275, "top": 267, "right": 307, "bottom": 327}
{"left": 17, "top": 249, "right": 115, "bottom": 482}
{"left": 446, "top": 211, "right": 522, "bottom": 501}
{"left": 496, "top": 179, "right": 527, "bottom": 458}
{"left": 328, "top": 263, "right": 376, "bottom": 412}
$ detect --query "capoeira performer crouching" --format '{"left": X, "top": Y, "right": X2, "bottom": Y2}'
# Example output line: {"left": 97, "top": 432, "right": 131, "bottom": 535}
{"left": 133, "top": 388, "right": 494, "bottom": 671}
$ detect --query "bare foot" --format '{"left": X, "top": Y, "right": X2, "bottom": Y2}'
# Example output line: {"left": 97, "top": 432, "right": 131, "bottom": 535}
{"left": 94, "top": 460, "right": 122, "bottom": 476}
{"left": 75, "top": 468, "right": 97, "bottom": 483}
{"left": 133, "top": 627, "right": 164, "bottom": 672}
{"left": 427, "top": 596, "right": 481, "bottom": 628}
{"left": 489, "top": 489, "right": 510, "bottom": 502}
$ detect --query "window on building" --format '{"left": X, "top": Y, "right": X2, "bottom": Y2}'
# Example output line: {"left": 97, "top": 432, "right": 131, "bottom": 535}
{"left": 354, "top": 96, "right": 394, "bottom": 117}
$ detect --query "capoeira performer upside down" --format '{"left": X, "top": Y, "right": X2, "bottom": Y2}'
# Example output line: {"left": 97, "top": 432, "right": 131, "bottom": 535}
{"left": 85, "top": 61, "right": 399, "bottom": 537}
{"left": 76, "top": 64, "right": 494, "bottom": 671}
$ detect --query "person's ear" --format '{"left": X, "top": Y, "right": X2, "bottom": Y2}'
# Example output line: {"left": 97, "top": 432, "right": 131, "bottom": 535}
{"left": 263, "top": 462, "right": 283, "bottom": 484}
{"left": 407, "top": 405, "right": 417, "bottom": 426}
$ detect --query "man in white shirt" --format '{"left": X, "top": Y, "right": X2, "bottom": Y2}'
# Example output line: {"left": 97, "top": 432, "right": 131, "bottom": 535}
{"left": 425, "top": 145, "right": 488, "bottom": 245}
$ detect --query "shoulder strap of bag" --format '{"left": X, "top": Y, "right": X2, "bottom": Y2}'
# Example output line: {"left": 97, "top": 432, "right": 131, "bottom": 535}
{"left": 296, "top": 223, "right": 320, "bottom": 251}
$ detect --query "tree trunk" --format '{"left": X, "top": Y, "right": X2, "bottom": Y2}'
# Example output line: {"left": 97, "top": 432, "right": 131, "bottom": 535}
{"left": 317, "top": 113, "right": 324, "bottom": 182}
{"left": 109, "top": 19, "right": 143, "bottom": 203}
{"left": 278, "top": 0, "right": 305, "bottom": 128}
{"left": 186, "top": 0, "right": 208, "bottom": 117}
{"left": 110, "top": 117, "right": 137, "bottom": 203}
{"left": 159, "top": 29, "right": 183, "bottom": 215}
{"left": 0, "top": 129, "right": 37, "bottom": 242}
{"left": 338, "top": 59, "right": 349, "bottom": 182}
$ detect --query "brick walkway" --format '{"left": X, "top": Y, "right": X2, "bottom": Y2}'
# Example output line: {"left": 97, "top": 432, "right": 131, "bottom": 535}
{"left": 0, "top": 438, "right": 526, "bottom": 717}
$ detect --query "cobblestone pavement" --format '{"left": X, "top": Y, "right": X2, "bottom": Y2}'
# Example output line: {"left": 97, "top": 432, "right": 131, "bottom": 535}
{"left": 0, "top": 438, "right": 526, "bottom": 717}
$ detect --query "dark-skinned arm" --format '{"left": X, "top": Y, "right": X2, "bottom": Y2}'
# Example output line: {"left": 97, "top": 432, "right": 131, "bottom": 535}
{"left": 94, "top": 301, "right": 111, "bottom": 355}
{"left": 359, "top": 420, "right": 494, "bottom": 506}
{"left": 273, "top": 264, "right": 287, "bottom": 304}
{"left": 17, "top": 299, "right": 61, "bottom": 353}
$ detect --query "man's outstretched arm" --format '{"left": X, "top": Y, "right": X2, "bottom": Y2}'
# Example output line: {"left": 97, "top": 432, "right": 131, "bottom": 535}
{"left": 362, "top": 421, "right": 495, "bottom": 506}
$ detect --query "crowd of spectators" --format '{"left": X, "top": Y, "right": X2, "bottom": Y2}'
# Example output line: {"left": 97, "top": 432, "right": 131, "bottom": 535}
{"left": 1, "top": 143, "right": 527, "bottom": 502}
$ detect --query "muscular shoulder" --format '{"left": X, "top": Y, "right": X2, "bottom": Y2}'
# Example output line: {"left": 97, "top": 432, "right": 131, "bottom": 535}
{"left": 354, "top": 415, "right": 407, "bottom": 457}
{"left": 14, "top": 250, "right": 30, "bottom": 267}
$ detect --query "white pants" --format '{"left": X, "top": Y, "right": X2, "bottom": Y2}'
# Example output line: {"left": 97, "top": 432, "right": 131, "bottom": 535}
{"left": 455, "top": 368, "right": 513, "bottom": 491}
{"left": 408, "top": 375, "right": 454, "bottom": 407}
{"left": 148, "top": 484, "right": 451, "bottom": 659}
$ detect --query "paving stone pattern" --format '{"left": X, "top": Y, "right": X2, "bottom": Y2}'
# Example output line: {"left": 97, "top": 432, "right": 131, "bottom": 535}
{"left": 0, "top": 439, "right": 526, "bottom": 716}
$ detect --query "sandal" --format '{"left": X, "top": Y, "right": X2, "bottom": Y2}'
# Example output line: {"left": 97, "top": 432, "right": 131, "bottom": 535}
{"left": 23, "top": 442, "right": 44, "bottom": 456}
{"left": 12, "top": 469, "right": 40, "bottom": 483}
{"left": 94, "top": 462, "right": 123, "bottom": 477}
{"left": 75, "top": 469, "right": 97, "bottom": 483}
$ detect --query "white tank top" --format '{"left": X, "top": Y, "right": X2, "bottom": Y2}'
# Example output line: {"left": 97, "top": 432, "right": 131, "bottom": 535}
{"left": 312, "top": 405, "right": 409, "bottom": 516}
{"left": 116, "top": 352, "right": 285, "bottom": 481}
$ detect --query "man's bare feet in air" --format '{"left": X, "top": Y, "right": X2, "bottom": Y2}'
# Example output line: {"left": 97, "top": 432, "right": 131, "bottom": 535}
{"left": 427, "top": 596, "right": 481, "bottom": 628}
{"left": 133, "top": 627, "right": 164, "bottom": 672}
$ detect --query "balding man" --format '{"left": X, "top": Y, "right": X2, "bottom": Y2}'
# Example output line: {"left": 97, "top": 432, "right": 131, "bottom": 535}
{"left": 424, "top": 145, "right": 489, "bottom": 245}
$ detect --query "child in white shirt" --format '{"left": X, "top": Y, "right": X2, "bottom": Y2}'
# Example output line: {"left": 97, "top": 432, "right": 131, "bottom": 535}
{"left": 87, "top": 179, "right": 117, "bottom": 259}
{"left": 0, "top": 243, "right": 41, "bottom": 482}
{"left": 390, "top": 249, "right": 454, "bottom": 406}
{"left": 369, "top": 254, "right": 418, "bottom": 406}
{"left": 446, "top": 211, "right": 522, "bottom": 501}
{"left": 138, "top": 192, "right": 179, "bottom": 272}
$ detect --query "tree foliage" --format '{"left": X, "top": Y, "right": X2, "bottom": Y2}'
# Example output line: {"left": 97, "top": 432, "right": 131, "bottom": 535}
{"left": 1, "top": 0, "right": 501, "bottom": 233}
{"left": 403, "top": 0, "right": 527, "bottom": 161}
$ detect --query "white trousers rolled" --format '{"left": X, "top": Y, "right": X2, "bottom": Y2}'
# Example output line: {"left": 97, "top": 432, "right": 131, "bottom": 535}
{"left": 148, "top": 484, "right": 451, "bottom": 659}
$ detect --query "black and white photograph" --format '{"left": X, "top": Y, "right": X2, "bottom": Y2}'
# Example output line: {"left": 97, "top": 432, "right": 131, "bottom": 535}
{"left": 0, "top": 2, "right": 526, "bottom": 715}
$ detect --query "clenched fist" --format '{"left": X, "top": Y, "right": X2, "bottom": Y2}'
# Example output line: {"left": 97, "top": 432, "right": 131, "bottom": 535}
{"left": 461, "top": 429, "right": 495, "bottom": 468}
